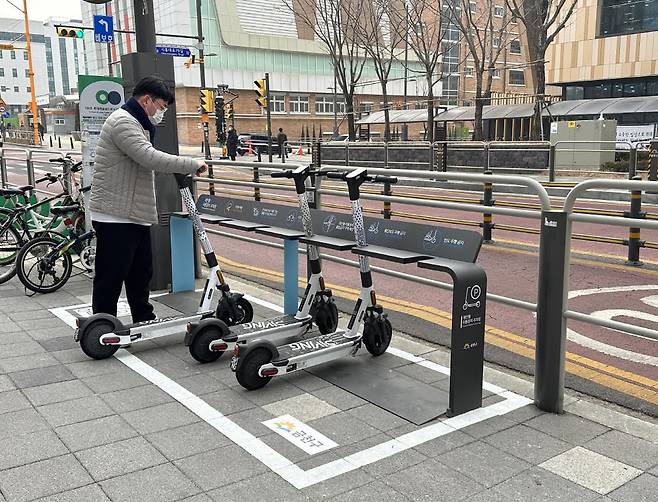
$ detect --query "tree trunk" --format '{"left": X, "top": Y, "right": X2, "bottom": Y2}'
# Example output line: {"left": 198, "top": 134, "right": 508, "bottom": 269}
{"left": 531, "top": 61, "right": 546, "bottom": 140}
{"left": 473, "top": 74, "right": 484, "bottom": 141}
{"left": 382, "top": 86, "right": 390, "bottom": 142}
{"left": 346, "top": 93, "right": 356, "bottom": 141}
{"left": 426, "top": 73, "right": 434, "bottom": 143}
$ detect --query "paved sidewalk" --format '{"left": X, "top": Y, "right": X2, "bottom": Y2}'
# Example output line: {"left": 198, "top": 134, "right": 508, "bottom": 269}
{"left": 0, "top": 274, "right": 656, "bottom": 502}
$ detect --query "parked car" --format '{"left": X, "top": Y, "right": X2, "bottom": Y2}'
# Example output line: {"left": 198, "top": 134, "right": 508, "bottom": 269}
{"left": 237, "top": 133, "right": 291, "bottom": 156}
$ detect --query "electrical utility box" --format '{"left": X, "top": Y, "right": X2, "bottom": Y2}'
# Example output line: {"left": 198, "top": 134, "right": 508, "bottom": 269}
{"left": 550, "top": 119, "right": 617, "bottom": 170}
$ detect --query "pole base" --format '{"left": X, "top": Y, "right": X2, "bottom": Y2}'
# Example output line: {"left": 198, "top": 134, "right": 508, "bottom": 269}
{"left": 624, "top": 260, "right": 644, "bottom": 267}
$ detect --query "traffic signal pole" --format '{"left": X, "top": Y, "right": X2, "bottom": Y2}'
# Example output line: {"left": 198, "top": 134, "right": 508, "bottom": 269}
{"left": 196, "top": 0, "right": 213, "bottom": 172}
{"left": 22, "top": 0, "right": 39, "bottom": 146}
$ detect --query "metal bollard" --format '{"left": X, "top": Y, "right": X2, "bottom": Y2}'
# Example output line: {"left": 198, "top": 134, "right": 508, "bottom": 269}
{"left": 629, "top": 147, "right": 637, "bottom": 179}
{"left": 482, "top": 170, "right": 494, "bottom": 242}
{"left": 626, "top": 175, "right": 644, "bottom": 266}
{"left": 483, "top": 143, "right": 490, "bottom": 173}
{"left": 70, "top": 137, "right": 74, "bottom": 150}
{"left": 58, "top": 136, "right": 62, "bottom": 149}
{"left": 253, "top": 165, "right": 261, "bottom": 202}
{"left": 548, "top": 144, "right": 556, "bottom": 183}
{"left": 26, "top": 157, "right": 35, "bottom": 195}
{"left": 0, "top": 153, "right": 7, "bottom": 188}
{"left": 49, "top": 136, "right": 53, "bottom": 148}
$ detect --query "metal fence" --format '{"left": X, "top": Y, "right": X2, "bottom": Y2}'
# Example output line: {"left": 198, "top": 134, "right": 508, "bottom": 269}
{"left": 195, "top": 159, "right": 658, "bottom": 414}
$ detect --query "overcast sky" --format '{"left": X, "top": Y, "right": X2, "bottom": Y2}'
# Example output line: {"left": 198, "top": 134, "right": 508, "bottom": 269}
{"left": 0, "top": 0, "right": 82, "bottom": 22}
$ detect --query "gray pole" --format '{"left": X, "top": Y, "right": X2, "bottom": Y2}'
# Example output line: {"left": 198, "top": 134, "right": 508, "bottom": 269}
{"left": 333, "top": 69, "right": 337, "bottom": 139}
{"left": 265, "top": 72, "right": 273, "bottom": 162}
{"left": 196, "top": 0, "right": 212, "bottom": 163}
{"left": 105, "top": 2, "right": 113, "bottom": 76}
{"left": 133, "top": 0, "right": 156, "bottom": 53}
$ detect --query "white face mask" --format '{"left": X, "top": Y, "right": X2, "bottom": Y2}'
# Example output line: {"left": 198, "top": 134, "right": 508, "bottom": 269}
{"left": 150, "top": 107, "right": 165, "bottom": 125}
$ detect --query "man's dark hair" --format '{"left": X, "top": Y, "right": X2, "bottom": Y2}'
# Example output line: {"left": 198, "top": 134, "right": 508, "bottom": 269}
{"left": 133, "top": 76, "right": 175, "bottom": 105}
{"left": 278, "top": 127, "right": 283, "bottom": 132}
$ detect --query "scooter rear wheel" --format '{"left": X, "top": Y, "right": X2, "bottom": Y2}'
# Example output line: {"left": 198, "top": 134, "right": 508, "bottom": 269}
{"left": 235, "top": 347, "right": 273, "bottom": 390}
{"left": 189, "top": 325, "right": 226, "bottom": 363}
{"left": 79, "top": 320, "right": 120, "bottom": 360}
{"left": 363, "top": 315, "right": 392, "bottom": 356}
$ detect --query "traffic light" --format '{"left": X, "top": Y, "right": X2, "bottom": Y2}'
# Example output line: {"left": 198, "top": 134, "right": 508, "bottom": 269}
{"left": 224, "top": 103, "right": 234, "bottom": 122}
{"left": 199, "top": 89, "right": 215, "bottom": 114}
{"left": 254, "top": 79, "right": 267, "bottom": 108}
{"left": 184, "top": 55, "right": 196, "bottom": 68}
{"left": 57, "top": 26, "right": 84, "bottom": 38}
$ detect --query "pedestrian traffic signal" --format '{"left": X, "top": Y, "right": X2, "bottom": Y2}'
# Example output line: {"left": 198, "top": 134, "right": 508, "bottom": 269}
{"left": 224, "top": 103, "right": 234, "bottom": 121}
{"left": 57, "top": 26, "right": 84, "bottom": 38}
{"left": 254, "top": 79, "right": 267, "bottom": 108}
{"left": 184, "top": 55, "right": 196, "bottom": 68}
{"left": 200, "top": 89, "right": 215, "bottom": 114}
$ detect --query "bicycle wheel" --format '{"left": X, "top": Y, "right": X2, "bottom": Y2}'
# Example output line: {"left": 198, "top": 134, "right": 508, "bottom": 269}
{"left": 0, "top": 223, "right": 22, "bottom": 284}
{"left": 16, "top": 236, "right": 72, "bottom": 294}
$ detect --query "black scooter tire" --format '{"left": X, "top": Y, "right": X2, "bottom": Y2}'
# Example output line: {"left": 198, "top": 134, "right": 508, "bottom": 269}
{"left": 79, "top": 320, "right": 120, "bottom": 360}
{"left": 235, "top": 347, "right": 273, "bottom": 390}
{"left": 311, "top": 296, "right": 339, "bottom": 335}
{"left": 189, "top": 326, "right": 225, "bottom": 363}
{"left": 216, "top": 296, "right": 254, "bottom": 326}
{"left": 363, "top": 316, "right": 392, "bottom": 356}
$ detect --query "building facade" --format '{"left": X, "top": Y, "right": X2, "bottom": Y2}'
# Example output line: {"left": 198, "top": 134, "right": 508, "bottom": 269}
{"left": 547, "top": 0, "right": 658, "bottom": 101}
{"left": 0, "top": 17, "right": 85, "bottom": 116}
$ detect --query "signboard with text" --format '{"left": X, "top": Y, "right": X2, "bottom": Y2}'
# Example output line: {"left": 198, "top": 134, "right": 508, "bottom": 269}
{"left": 93, "top": 15, "right": 114, "bottom": 44}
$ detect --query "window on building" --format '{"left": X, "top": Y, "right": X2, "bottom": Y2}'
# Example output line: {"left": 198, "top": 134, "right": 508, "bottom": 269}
{"left": 600, "top": 0, "right": 658, "bottom": 37}
{"left": 11, "top": 68, "right": 17, "bottom": 78}
{"left": 494, "top": 5, "right": 505, "bottom": 17}
{"left": 290, "top": 95, "right": 309, "bottom": 113}
{"left": 509, "top": 69, "right": 525, "bottom": 85}
{"left": 13, "top": 86, "right": 18, "bottom": 92}
{"left": 464, "top": 66, "right": 474, "bottom": 77}
{"left": 54, "top": 118, "right": 65, "bottom": 125}
{"left": 510, "top": 39, "right": 521, "bottom": 55}
{"left": 0, "top": 86, "right": 6, "bottom": 92}
{"left": 10, "top": 50, "right": 15, "bottom": 59}
{"left": 469, "top": 1, "right": 476, "bottom": 12}
{"left": 0, "top": 51, "right": 3, "bottom": 59}
{"left": 493, "top": 38, "right": 501, "bottom": 48}
{"left": 315, "top": 96, "right": 335, "bottom": 114}
{"left": 360, "top": 102, "right": 373, "bottom": 117}
{"left": 268, "top": 94, "right": 285, "bottom": 113}
{"left": 26, "top": 87, "right": 30, "bottom": 93}
{"left": 23, "top": 51, "right": 27, "bottom": 60}
{"left": 0, "top": 68, "right": 3, "bottom": 77}
{"left": 24, "top": 69, "right": 29, "bottom": 78}
{"left": 491, "top": 68, "right": 501, "bottom": 79}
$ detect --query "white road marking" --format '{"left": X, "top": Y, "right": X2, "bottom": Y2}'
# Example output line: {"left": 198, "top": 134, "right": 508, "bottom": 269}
{"left": 50, "top": 293, "right": 531, "bottom": 490}
{"left": 566, "top": 285, "right": 658, "bottom": 367}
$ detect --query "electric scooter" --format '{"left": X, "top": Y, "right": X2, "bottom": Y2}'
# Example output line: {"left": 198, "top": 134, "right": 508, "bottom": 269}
{"left": 231, "top": 168, "right": 396, "bottom": 390}
{"left": 185, "top": 164, "right": 339, "bottom": 363}
{"left": 74, "top": 174, "right": 252, "bottom": 360}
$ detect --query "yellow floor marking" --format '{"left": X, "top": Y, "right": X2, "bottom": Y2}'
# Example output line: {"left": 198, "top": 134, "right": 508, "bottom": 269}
{"left": 215, "top": 254, "right": 658, "bottom": 404}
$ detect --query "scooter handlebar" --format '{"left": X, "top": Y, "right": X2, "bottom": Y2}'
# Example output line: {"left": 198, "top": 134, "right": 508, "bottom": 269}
{"left": 324, "top": 170, "right": 345, "bottom": 180}
{"left": 270, "top": 170, "right": 292, "bottom": 179}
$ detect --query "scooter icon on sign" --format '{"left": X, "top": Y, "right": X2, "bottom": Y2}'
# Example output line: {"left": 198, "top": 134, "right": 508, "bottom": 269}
{"left": 463, "top": 285, "right": 482, "bottom": 311}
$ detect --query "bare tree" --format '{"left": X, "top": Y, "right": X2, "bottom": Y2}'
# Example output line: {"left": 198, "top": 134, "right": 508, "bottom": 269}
{"left": 449, "top": 1, "right": 513, "bottom": 140}
{"left": 282, "top": 0, "right": 369, "bottom": 140}
{"left": 506, "top": 0, "right": 578, "bottom": 139}
{"left": 350, "top": 1, "right": 407, "bottom": 141}
{"left": 389, "top": 0, "right": 450, "bottom": 142}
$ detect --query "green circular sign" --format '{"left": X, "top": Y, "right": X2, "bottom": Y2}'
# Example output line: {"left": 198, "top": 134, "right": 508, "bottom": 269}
{"left": 96, "top": 90, "right": 109, "bottom": 104}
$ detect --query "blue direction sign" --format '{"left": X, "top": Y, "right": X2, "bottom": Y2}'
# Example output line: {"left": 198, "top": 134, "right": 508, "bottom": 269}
{"left": 156, "top": 46, "right": 192, "bottom": 58}
{"left": 93, "top": 15, "right": 114, "bottom": 44}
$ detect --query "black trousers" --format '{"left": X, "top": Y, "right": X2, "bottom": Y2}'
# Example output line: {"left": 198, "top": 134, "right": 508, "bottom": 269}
{"left": 92, "top": 221, "right": 156, "bottom": 323}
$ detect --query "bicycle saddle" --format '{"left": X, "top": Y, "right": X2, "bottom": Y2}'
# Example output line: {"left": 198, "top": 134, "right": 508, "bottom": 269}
{"left": 0, "top": 185, "right": 33, "bottom": 196}
{"left": 50, "top": 205, "right": 80, "bottom": 216}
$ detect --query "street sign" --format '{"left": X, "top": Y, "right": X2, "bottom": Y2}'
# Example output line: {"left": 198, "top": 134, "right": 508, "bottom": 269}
{"left": 156, "top": 46, "right": 192, "bottom": 58}
{"left": 2, "top": 112, "right": 9, "bottom": 119}
{"left": 93, "top": 15, "right": 114, "bottom": 44}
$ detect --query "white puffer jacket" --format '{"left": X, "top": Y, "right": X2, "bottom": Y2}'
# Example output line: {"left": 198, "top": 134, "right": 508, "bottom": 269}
{"left": 89, "top": 108, "right": 198, "bottom": 224}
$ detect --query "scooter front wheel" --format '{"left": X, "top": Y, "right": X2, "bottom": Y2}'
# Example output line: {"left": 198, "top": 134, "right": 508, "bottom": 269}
{"left": 79, "top": 320, "right": 120, "bottom": 360}
{"left": 363, "top": 315, "right": 392, "bottom": 356}
{"left": 235, "top": 347, "right": 273, "bottom": 390}
{"left": 311, "top": 295, "right": 339, "bottom": 335}
{"left": 216, "top": 296, "right": 253, "bottom": 326}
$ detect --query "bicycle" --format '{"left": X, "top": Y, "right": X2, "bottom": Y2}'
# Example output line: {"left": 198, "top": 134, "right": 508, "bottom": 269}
{"left": 0, "top": 157, "right": 84, "bottom": 284}
{"left": 15, "top": 205, "right": 95, "bottom": 295}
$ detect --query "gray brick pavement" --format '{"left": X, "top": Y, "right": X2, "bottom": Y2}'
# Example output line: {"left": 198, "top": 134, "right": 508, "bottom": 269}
{"left": 0, "top": 276, "right": 656, "bottom": 501}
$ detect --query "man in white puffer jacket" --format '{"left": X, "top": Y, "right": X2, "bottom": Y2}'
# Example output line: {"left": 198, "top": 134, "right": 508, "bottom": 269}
{"left": 89, "top": 76, "right": 207, "bottom": 323}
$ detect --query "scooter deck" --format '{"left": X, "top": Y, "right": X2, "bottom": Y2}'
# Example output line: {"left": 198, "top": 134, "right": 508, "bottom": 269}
{"left": 229, "top": 314, "right": 312, "bottom": 338}
{"left": 272, "top": 329, "right": 358, "bottom": 366}
{"left": 115, "top": 310, "right": 214, "bottom": 336}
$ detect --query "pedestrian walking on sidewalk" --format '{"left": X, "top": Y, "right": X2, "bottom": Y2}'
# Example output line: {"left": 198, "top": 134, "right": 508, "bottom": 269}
{"left": 277, "top": 127, "right": 287, "bottom": 159}
{"left": 227, "top": 126, "right": 238, "bottom": 161}
{"left": 89, "top": 76, "right": 207, "bottom": 323}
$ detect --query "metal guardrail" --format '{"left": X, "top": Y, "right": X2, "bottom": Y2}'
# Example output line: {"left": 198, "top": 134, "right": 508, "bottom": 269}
{"left": 192, "top": 160, "right": 657, "bottom": 415}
